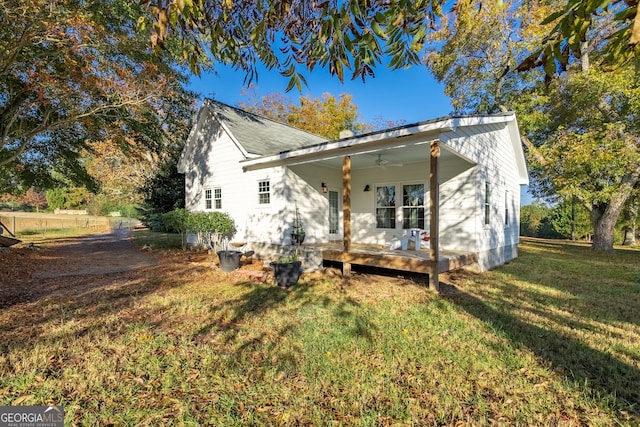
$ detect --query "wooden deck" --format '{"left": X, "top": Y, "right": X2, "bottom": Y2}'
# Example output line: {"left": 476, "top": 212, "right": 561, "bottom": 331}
{"left": 316, "top": 242, "right": 478, "bottom": 275}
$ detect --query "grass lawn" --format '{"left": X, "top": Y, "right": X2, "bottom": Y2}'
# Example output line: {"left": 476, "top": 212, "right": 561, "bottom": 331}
{"left": 0, "top": 234, "right": 638, "bottom": 425}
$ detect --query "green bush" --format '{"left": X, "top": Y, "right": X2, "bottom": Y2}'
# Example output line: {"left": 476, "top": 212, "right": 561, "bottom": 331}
{"left": 46, "top": 186, "right": 91, "bottom": 210}
{"left": 160, "top": 209, "right": 236, "bottom": 251}
{"left": 185, "top": 211, "right": 236, "bottom": 250}
{"left": 162, "top": 208, "right": 190, "bottom": 249}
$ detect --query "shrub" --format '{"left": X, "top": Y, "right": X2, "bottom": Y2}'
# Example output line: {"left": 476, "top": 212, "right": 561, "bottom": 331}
{"left": 162, "top": 208, "right": 190, "bottom": 249}
{"left": 161, "top": 210, "right": 236, "bottom": 251}
{"left": 186, "top": 211, "right": 236, "bottom": 250}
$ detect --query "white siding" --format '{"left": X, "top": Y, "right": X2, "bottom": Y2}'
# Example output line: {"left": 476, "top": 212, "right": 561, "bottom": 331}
{"left": 441, "top": 122, "right": 523, "bottom": 269}
{"left": 181, "top": 109, "right": 290, "bottom": 246}
{"left": 181, "top": 110, "right": 526, "bottom": 270}
{"left": 352, "top": 161, "right": 429, "bottom": 244}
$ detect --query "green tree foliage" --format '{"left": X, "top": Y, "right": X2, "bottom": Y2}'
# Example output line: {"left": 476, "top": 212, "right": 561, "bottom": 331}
{"left": 422, "top": 0, "right": 640, "bottom": 251}
{"left": 0, "top": 0, "right": 194, "bottom": 192}
{"left": 520, "top": 202, "right": 554, "bottom": 237}
{"left": 137, "top": 97, "right": 192, "bottom": 232}
{"left": 520, "top": 201, "right": 591, "bottom": 240}
{"left": 551, "top": 199, "right": 592, "bottom": 240}
{"left": 45, "top": 187, "right": 91, "bottom": 210}
{"left": 518, "top": 0, "right": 640, "bottom": 78}
{"left": 141, "top": 0, "right": 445, "bottom": 90}
{"left": 239, "top": 91, "right": 365, "bottom": 139}
{"left": 423, "top": 0, "right": 553, "bottom": 114}
{"left": 619, "top": 188, "right": 639, "bottom": 245}
{"left": 138, "top": 156, "right": 186, "bottom": 231}
{"left": 519, "top": 66, "right": 640, "bottom": 250}
{"left": 162, "top": 208, "right": 190, "bottom": 249}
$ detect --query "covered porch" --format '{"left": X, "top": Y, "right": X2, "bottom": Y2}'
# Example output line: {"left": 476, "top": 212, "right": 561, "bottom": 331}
{"left": 242, "top": 120, "right": 480, "bottom": 291}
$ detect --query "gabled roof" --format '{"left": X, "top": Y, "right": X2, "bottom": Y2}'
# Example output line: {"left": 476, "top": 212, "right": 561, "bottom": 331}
{"left": 201, "top": 98, "right": 326, "bottom": 156}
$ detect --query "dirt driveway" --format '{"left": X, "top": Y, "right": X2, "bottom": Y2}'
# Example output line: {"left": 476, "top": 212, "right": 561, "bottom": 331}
{"left": 0, "top": 231, "right": 158, "bottom": 309}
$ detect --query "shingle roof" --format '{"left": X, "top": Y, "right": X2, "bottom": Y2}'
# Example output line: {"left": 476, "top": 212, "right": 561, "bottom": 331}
{"left": 204, "top": 98, "right": 327, "bottom": 156}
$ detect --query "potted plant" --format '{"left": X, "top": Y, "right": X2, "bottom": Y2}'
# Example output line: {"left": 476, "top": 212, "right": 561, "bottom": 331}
{"left": 290, "top": 206, "right": 306, "bottom": 245}
{"left": 217, "top": 238, "right": 243, "bottom": 272}
{"left": 272, "top": 249, "right": 302, "bottom": 288}
{"left": 186, "top": 211, "right": 240, "bottom": 272}
{"left": 210, "top": 213, "right": 241, "bottom": 272}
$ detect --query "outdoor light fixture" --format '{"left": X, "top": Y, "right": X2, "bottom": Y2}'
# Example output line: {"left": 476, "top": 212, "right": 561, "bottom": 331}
{"left": 321, "top": 182, "right": 328, "bottom": 193}
{"left": 364, "top": 185, "right": 371, "bottom": 192}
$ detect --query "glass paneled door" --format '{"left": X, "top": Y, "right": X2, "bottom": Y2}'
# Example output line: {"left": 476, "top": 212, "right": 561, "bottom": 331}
{"left": 329, "top": 190, "right": 340, "bottom": 238}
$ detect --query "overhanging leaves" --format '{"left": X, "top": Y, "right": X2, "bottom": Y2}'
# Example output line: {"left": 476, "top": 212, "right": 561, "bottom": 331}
{"left": 139, "top": 0, "right": 445, "bottom": 89}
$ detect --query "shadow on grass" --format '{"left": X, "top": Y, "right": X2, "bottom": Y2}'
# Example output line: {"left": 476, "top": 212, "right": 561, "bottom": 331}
{"left": 193, "top": 276, "right": 377, "bottom": 356}
{"left": 513, "top": 241, "right": 640, "bottom": 328}
{"left": 0, "top": 245, "right": 202, "bottom": 354}
{"left": 446, "top": 285, "right": 640, "bottom": 414}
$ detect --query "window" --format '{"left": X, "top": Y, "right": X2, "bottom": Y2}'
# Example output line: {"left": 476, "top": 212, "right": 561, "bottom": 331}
{"left": 204, "top": 189, "right": 212, "bottom": 210}
{"left": 504, "top": 190, "right": 509, "bottom": 226}
{"left": 402, "top": 184, "right": 425, "bottom": 229}
{"left": 214, "top": 187, "right": 222, "bottom": 209}
{"left": 258, "top": 180, "right": 270, "bottom": 204}
{"left": 376, "top": 185, "right": 396, "bottom": 228}
{"left": 484, "top": 182, "right": 490, "bottom": 226}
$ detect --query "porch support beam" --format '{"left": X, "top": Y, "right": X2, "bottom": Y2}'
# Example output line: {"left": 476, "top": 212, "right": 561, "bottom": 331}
{"left": 429, "top": 140, "right": 440, "bottom": 292}
{"left": 342, "top": 155, "right": 352, "bottom": 276}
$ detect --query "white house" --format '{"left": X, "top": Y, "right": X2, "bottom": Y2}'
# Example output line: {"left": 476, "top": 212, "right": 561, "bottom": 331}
{"left": 178, "top": 99, "right": 529, "bottom": 280}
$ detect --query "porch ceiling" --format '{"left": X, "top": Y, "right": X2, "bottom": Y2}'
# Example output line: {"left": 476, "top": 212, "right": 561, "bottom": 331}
{"left": 298, "top": 143, "right": 468, "bottom": 170}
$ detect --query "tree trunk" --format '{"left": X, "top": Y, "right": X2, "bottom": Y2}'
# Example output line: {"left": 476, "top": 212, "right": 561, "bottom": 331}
{"left": 580, "top": 40, "right": 589, "bottom": 72}
{"left": 588, "top": 164, "right": 640, "bottom": 251}
{"left": 622, "top": 227, "right": 636, "bottom": 246}
{"left": 590, "top": 206, "right": 617, "bottom": 251}
{"left": 622, "top": 204, "right": 638, "bottom": 246}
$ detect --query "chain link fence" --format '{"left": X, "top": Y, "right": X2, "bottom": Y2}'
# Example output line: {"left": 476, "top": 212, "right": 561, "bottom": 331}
{"left": 0, "top": 214, "right": 136, "bottom": 237}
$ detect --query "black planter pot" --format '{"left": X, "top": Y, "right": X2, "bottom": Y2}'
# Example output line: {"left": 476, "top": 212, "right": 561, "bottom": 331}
{"left": 217, "top": 250, "right": 242, "bottom": 272}
{"left": 272, "top": 261, "right": 302, "bottom": 287}
{"left": 291, "top": 233, "right": 306, "bottom": 245}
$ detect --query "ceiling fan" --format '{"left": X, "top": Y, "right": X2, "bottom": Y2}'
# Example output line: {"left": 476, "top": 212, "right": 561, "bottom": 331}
{"left": 375, "top": 154, "right": 403, "bottom": 169}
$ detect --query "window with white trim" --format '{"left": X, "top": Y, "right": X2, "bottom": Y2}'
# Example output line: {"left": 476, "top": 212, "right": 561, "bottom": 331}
{"left": 214, "top": 187, "right": 222, "bottom": 209}
{"left": 376, "top": 185, "right": 396, "bottom": 229}
{"left": 402, "top": 183, "right": 425, "bottom": 229}
{"left": 204, "top": 189, "right": 212, "bottom": 210}
{"left": 258, "top": 180, "right": 270, "bottom": 205}
{"left": 484, "top": 182, "right": 491, "bottom": 226}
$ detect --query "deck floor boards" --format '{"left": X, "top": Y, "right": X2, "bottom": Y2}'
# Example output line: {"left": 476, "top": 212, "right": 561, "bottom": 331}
{"left": 312, "top": 242, "right": 478, "bottom": 275}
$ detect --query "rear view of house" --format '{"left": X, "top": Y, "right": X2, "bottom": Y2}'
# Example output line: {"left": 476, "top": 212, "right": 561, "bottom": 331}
{"left": 178, "top": 99, "right": 528, "bottom": 279}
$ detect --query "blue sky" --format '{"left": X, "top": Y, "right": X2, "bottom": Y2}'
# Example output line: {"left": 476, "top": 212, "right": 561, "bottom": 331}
{"left": 188, "top": 63, "right": 453, "bottom": 125}
{"left": 188, "top": 64, "right": 533, "bottom": 205}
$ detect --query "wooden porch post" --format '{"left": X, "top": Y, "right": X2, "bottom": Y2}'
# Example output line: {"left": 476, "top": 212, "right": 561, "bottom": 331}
{"left": 429, "top": 141, "right": 440, "bottom": 292}
{"left": 342, "top": 155, "right": 352, "bottom": 276}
